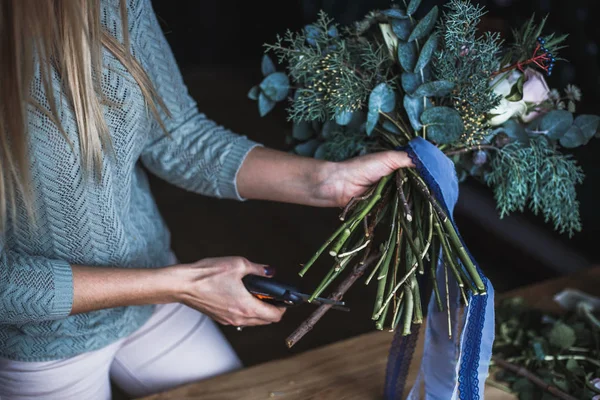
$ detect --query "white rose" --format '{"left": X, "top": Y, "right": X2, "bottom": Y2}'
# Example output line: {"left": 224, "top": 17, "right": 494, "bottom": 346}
{"left": 488, "top": 70, "right": 527, "bottom": 127}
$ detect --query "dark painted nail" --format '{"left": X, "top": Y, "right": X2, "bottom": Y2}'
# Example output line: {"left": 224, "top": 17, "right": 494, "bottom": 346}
{"left": 264, "top": 266, "right": 276, "bottom": 277}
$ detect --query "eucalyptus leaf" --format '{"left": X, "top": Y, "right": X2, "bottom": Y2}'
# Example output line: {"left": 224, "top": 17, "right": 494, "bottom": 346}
{"left": 493, "top": 119, "right": 528, "bottom": 142}
{"left": 407, "top": 0, "right": 422, "bottom": 15}
{"left": 401, "top": 72, "right": 423, "bottom": 94}
{"left": 414, "top": 80, "right": 455, "bottom": 97}
{"left": 314, "top": 143, "right": 328, "bottom": 160}
{"left": 404, "top": 94, "right": 425, "bottom": 131}
{"left": 321, "top": 119, "right": 339, "bottom": 139}
{"left": 398, "top": 41, "right": 418, "bottom": 72}
{"left": 538, "top": 110, "right": 574, "bottom": 140}
{"left": 247, "top": 85, "right": 260, "bottom": 100}
{"left": 409, "top": 6, "right": 439, "bottom": 42}
{"left": 327, "top": 25, "right": 338, "bottom": 37}
{"left": 335, "top": 109, "right": 353, "bottom": 125}
{"left": 415, "top": 34, "right": 438, "bottom": 72}
{"left": 259, "top": 72, "right": 290, "bottom": 101}
{"left": 565, "top": 359, "right": 579, "bottom": 372}
{"left": 421, "top": 106, "right": 464, "bottom": 144}
{"left": 382, "top": 120, "right": 402, "bottom": 135}
{"left": 258, "top": 92, "right": 276, "bottom": 117}
{"left": 294, "top": 138, "right": 320, "bottom": 157}
{"left": 559, "top": 125, "right": 586, "bottom": 148}
{"left": 369, "top": 83, "right": 396, "bottom": 113}
{"left": 292, "top": 121, "right": 314, "bottom": 140}
{"left": 347, "top": 110, "right": 366, "bottom": 128}
{"left": 574, "top": 114, "right": 600, "bottom": 139}
{"left": 261, "top": 54, "right": 276, "bottom": 76}
{"left": 547, "top": 321, "right": 576, "bottom": 350}
{"left": 382, "top": 8, "right": 408, "bottom": 19}
{"left": 304, "top": 24, "right": 321, "bottom": 46}
{"left": 392, "top": 19, "right": 413, "bottom": 41}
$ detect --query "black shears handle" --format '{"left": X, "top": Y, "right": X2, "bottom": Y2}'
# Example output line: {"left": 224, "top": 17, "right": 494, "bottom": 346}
{"left": 242, "top": 275, "right": 304, "bottom": 307}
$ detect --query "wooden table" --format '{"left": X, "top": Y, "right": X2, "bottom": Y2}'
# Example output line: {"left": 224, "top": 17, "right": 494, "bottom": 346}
{"left": 140, "top": 267, "right": 600, "bottom": 400}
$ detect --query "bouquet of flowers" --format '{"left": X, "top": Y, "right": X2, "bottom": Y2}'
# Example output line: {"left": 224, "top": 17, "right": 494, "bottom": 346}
{"left": 247, "top": 0, "right": 599, "bottom": 349}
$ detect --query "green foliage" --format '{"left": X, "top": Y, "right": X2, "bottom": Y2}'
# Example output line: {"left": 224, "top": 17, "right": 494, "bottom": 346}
{"left": 434, "top": 0, "right": 502, "bottom": 117}
{"left": 264, "top": 10, "right": 391, "bottom": 123}
{"left": 485, "top": 135, "right": 584, "bottom": 236}
{"left": 504, "top": 14, "right": 569, "bottom": 65}
{"left": 248, "top": 0, "right": 598, "bottom": 238}
{"left": 493, "top": 296, "right": 600, "bottom": 400}
{"left": 421, "top": 106, "right": 464, "bottom": 144}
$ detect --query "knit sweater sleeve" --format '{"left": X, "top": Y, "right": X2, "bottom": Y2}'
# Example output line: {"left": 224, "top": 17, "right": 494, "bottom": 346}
{"left": 0, "top": 239, "right": 73, "bottom": 324}
{"left": 137, "top": 0, "right": 261, "bottom": 201}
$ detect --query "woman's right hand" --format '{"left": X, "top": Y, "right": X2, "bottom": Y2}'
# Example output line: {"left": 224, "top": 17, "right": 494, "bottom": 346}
{"left": 170, "top": 257, "right": 286, "bottom": 327}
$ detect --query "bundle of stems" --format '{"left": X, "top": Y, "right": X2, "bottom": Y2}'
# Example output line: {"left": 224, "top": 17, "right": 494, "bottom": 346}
{"left": 287, "top": 152, "right": 486, "bottom": 347}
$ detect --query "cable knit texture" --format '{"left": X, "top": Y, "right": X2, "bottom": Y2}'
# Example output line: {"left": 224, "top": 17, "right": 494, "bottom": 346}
{"left": 0, "top": 0, "right": 260, "bottom": 361}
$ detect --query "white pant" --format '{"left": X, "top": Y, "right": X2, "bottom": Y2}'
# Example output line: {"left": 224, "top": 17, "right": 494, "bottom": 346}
{"left": 0, "top": 303, "right": 242, "bottom": 400}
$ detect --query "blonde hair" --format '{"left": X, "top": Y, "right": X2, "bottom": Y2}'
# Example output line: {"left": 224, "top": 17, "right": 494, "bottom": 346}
{"left": 0, "top": 0, "right": 167, "bottom": 227}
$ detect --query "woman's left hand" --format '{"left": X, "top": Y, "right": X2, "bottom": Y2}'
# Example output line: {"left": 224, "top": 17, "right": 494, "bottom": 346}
{"left": 314, "top": 150, "right": 414, "bottom": 208}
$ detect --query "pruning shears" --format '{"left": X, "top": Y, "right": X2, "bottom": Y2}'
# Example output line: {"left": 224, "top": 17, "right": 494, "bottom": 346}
{"left": 242, "top": 274, "right": 350, "bottom": 312}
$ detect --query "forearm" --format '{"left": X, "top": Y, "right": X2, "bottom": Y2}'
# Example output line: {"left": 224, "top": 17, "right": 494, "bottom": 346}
{"left": 70, "top": 265, "right": 179, "bottom": 315}
{"left": 236, "top": 146, "right": 336, "bottom": 207}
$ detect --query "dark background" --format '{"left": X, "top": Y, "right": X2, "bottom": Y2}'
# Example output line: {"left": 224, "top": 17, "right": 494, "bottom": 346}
{"left": 142, "top": 0, "right": 599, "bottom": 371}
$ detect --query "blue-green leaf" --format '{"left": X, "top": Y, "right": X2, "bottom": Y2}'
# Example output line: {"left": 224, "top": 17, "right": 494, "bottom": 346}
{"left": 421, "top": 106, "right": 464, "bottom": 144}
{"left": 335, "top": 109, "right": 353, "bottom": 125}
{"left": 382, "top": 120, "right": 402, "bottom": 135}
{"left": 539, "top": 110, "right": 574, "bottom": 140}
{"left": 558, "top": 114, "right": 600, "bottom": 148}
{"left": 401, "top": 72, "right": 422, "bottom": 94}
{"left": 261, "top": 55, "right": 276, "bottom": 76}
{"left": 415, "top": 34, "right": 438, "bottom": 72}
{"left": 404, "top": 94, "right": 424, "bottom": 131}
{"left": 314, "top": 143, "right": 328, "bottom": 160}
{"left": 295, "top": 138, "right": 320, "bottom": 157}
{"left": 260, "top": 72, "right": 290, "bottom": 102}
{"left": 292, "top": 121, "right": 314, "bottom": 140}
{"left": 347, "top": 110, "right": 367, "bottom": 130}
{"left": 369, "top": 83, "right": 396, "bottom": 112}
{"left": 414, "top": 80, "right": 455, "bottom": 97}
{"left": 258, "top": 92, "right": 276, "bottom": 117}
{"left": 398, "top": 41, "right": 418, "bottom": 72}
{"left": 492, "top": 119, "right": 527, "bottom": 142}
{"left": 559, "top": 125, "right": 586, "bottom": 148}
{"left": 247, "top": 85, "right": 260, "bottom": 100}
{"left": 392, "top": 19, "right": 412, "bottom": 41}
{"left": 407, "top": 0, "right": 422, "bottom": 15}
{"left": 382, "top": 9, "right": 408, "bottom": 19}
{"left": 409, "top": 6, "right": 439, "bottom": 42}
{"left": 574, "top": 114, "right": 600, "bottom": 140}
{"left": 304, "top": 24, "right": 321, "bottom": 46}
{"left": 327, "top": 25, "right": 338, "bottom": 37}
{"left": 321, "top": 120, "right": 339, "bottom": 139}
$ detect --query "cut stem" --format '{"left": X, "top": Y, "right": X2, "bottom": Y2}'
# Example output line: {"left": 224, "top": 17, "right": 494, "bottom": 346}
{"left": 402, "top": 285, "right": 414, "bottom": 336}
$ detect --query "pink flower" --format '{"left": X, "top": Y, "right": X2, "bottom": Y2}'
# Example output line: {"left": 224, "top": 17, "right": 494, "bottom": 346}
{"left": 521, "top": 68, "right": 551, "bottom": 123}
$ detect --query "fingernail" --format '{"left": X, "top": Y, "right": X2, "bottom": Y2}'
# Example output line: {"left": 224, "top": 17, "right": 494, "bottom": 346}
{"left": 264, "top": 266, "right": 276, "bottom": 276}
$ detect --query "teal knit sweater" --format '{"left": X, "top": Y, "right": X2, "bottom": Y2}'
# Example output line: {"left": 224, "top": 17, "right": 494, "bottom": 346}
{"left": 0, "top": 0, "right": 259, "bottom": 362}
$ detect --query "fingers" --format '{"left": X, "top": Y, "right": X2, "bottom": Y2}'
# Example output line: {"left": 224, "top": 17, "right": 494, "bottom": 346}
{"left": 246, "top": 296, "right": 287, "bottom": 323}
{"left": 231, "top": 257, "right": 275, "bottom": 279}
{"left": 385, "top": 150, "right": 414, "bottom": 170}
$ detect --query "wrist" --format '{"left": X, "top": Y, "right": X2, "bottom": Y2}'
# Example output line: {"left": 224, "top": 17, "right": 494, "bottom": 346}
{"left": 312, "top": 160, "right": 346, "bottom": 207}
{"left": 152, "top": 265, "right": 190, "bottom": 304}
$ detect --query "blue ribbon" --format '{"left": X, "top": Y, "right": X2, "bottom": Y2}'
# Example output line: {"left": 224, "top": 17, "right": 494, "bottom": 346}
{"left": 385, "top": 137, "right": 495, "bottom": 399}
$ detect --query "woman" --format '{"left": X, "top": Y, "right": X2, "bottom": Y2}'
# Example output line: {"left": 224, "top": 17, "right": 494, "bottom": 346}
{"left": 0, "top": 0, "right": 412, "bottom": 398}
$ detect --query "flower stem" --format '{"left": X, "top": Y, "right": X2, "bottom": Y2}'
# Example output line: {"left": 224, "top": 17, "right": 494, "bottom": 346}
{"left": 402, "top": 285, "right": 414, "bottom": 336}
{"left": 430, "top": 236, "right": 443, "bottom": 312}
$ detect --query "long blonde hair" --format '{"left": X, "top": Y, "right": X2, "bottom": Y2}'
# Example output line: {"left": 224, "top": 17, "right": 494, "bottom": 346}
{"left": 0, "top": 0, "right": 167, "bottom": 227}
